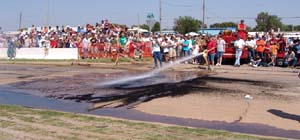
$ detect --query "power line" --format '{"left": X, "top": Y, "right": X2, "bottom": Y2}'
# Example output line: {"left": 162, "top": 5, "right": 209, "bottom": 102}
{"left": 162, "top": 1, "right": 198, "bottom": 8}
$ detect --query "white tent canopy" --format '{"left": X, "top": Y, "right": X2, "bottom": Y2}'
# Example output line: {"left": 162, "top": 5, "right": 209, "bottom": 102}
{"left": 128, "top": 27, "right": 149, "bottom": 33}
{"left": 185, "top": 32, "right": 199, "bottom": 36}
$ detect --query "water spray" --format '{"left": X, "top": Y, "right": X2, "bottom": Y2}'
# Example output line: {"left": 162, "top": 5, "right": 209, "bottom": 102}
{"left": 95, "top": 52, "right": 204, "bottom": 88}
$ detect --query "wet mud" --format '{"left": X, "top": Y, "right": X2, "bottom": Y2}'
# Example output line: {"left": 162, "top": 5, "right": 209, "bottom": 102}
{"left": 11, "top": 70, "right": 286, "bottom": 109}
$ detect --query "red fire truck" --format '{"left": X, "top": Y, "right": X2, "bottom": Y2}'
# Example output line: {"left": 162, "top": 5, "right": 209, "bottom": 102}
{"left": 221, "top": 30, "right": 249, "bottom": 62}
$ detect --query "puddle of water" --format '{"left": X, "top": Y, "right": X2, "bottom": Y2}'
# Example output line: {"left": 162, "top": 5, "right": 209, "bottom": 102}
{"left": 0, "top": 87, "right": 89, "bottom": 113}
{"left": 0, "top": 86, "right": 300, "bottom": 139}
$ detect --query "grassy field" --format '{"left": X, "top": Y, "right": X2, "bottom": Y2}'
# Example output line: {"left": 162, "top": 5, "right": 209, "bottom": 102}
{"left": 0, "top": 104, "right": 284, "bottom": 140}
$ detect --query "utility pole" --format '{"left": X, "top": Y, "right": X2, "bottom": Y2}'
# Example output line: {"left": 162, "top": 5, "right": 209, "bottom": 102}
{"left": 159, "top": 0, "right": 162, "bottom": 33}
{"left": 46, "top": 0, "right": 50, "bottom": 27}
{"left": 202, "top": 0, "right": 205, "bottom": 34}
{"left": 138, "top": 13, "right": 140, "bottom": 28}
{"left": 19, "top": 12, "right": 22, "bottom": 30}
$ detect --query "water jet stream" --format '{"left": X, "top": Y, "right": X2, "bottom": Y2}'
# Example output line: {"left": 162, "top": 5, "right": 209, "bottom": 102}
{"left": 96, "top": 52, "right": 204, "bottom": 87}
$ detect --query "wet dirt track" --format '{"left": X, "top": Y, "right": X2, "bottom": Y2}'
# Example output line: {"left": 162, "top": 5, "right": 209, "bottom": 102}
{"left": 0, "top": 63, "right": 300, "bottom": 139}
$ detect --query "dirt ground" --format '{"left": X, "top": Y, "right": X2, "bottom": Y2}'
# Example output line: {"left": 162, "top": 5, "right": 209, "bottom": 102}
{"left": 0, "top": 62, "right": 299, "bottom": 135}
{"left": 135, "top": 66, "right": 300, "bottom": 131}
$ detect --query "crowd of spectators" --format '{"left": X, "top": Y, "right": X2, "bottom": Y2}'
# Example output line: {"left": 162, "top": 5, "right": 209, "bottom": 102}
{"left": 150, "top": 31, "right": 300, "bottom": 69}
{"left": 5, "top": 20, "right": 151, "bottom": 60}
{"left": 2, "top": 20, "right": 300, "bottom": 68}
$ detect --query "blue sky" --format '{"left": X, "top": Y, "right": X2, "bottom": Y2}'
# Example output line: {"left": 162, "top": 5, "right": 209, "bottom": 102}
{"left": 0, "top": 0, "right": 300, "bottom": 31}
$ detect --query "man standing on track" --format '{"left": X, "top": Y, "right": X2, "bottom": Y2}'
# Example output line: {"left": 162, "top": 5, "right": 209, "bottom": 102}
{"left": 234, "top": 36, "right": 246, "bottom": 67}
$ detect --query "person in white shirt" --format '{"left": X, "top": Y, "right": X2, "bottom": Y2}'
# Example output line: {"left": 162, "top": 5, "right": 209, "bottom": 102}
{"left": 234, "top": 36, "right": 246, "bottom": 67}
{"left": 161, "top": 38, "right": 169, "bottom": 63}
{"left": 152, "top": 37, "right": 163, "bottom": 68}
{"left": 82, "top": 35, "right": 89, "bottom": 59}
{"left": 216, "top": 35, "right": 226, "bottom": 66}
{"left": 245, "top": 36, "right": 256, "bottom": 61}
{"left": 168, "top": 37, "right": 177, "bottom": 63}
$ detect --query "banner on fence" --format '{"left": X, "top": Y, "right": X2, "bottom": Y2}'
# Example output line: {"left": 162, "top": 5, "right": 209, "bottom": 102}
{"left": 0, "top": 48, "right": 78, "bottom": 60}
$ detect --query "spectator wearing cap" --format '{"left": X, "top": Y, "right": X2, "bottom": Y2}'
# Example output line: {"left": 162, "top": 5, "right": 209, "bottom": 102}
{"left": 245, "top": 35, "right": 256, "bottom": 61}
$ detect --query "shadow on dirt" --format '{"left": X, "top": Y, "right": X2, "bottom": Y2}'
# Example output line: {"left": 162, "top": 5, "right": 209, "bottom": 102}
{"left": 268, "top": 109, "right": 300, "bottom": 123}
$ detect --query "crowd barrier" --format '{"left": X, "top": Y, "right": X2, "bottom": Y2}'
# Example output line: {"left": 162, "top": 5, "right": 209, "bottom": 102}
{"left": 0, "top": 48, "right": 8, "bottom": 59}
{"left": 0, "top": 48, "right": 78, "bottom": 60}
{"left": 0, "top": 41, "right": 153, "bottom": 60}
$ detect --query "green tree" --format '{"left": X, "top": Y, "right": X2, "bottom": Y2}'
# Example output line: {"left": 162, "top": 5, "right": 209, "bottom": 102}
{"left": 139, "top": 24, "right": 150, "bottom": 31}
{"left": 254, "top": 12, "right": 283, "bottom": 32}
{"left": 174, "top": 16, "right": 200, "bottom": 34}
{"left": 294, "top": 25, "right": 300, "bottom": 31}
{"left": 151, "top": 22, "right": 160, "bottom": 32}
{"left": 282, "top": 24, "right": 293, "bottom": 31}
{"left": 210, "top": 22, "right": 237, "bottom": 28}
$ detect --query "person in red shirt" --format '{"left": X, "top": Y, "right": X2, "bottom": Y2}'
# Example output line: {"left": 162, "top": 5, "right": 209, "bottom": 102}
{"left": 128, "top": 40, "right": 136, "bottom": 58}
{"left": 237, "top": 20, "right": 247, "bottom": 40}
{"left": 50, "top": 37, "right": 58, "bottom": 48}
{"left": 207, "top": 37, "right": 217, "bottom": 70}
